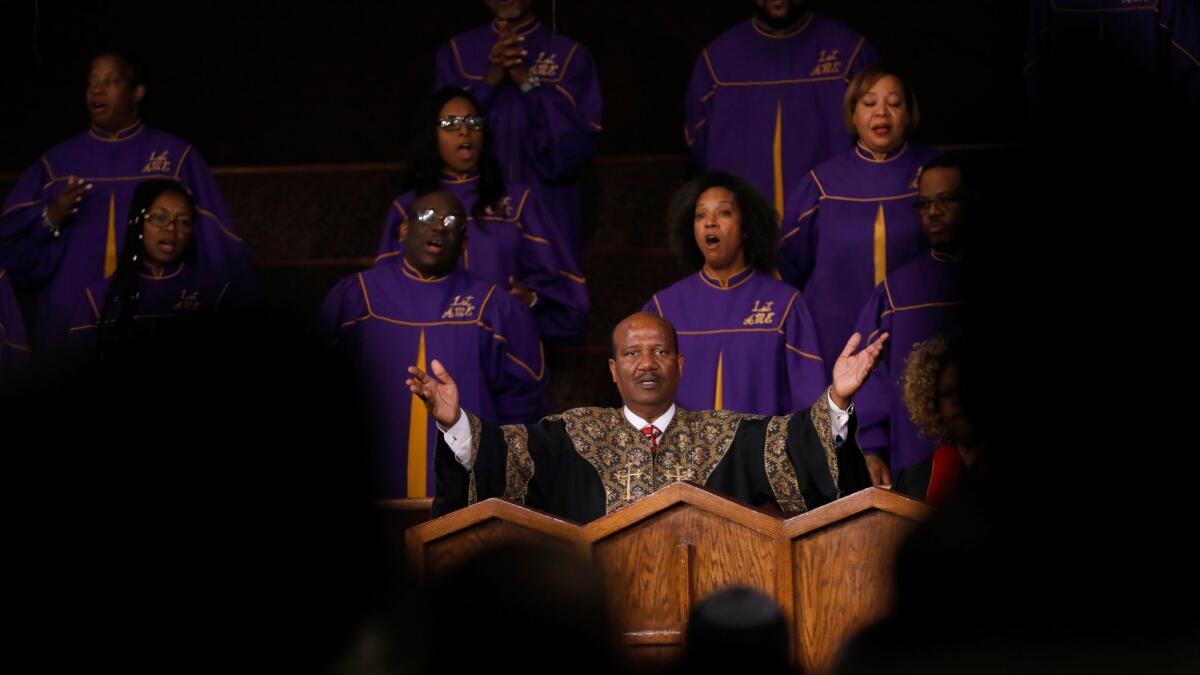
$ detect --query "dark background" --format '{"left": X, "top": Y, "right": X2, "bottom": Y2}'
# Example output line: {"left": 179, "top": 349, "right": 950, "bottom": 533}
{"left": 4, "top": 5, "right": 1199, "bottom": 664}
{"left": 1, "top": 0, "right": 1026, "bottom": 172}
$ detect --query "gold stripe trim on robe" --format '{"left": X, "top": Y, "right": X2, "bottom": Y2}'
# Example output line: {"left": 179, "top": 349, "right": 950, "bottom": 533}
{"left": 872, "top": 203, "right": 887, "bottom": 286}
{"left": 104, "top": 191, "right": 117, "bottom": 277}
{"left": 773, "top": 99, "right": 785, "bottom": 218}
{"left": 714, "top": 351, "right": 724, "bottom": 411}
{"left": 407, "top": 329, "right": 429, "bottom": 498}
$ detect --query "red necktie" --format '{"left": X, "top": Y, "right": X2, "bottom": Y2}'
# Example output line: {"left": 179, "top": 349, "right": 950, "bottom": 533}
{"left": 640, "top": 424, "right": 661, "bottom": 450}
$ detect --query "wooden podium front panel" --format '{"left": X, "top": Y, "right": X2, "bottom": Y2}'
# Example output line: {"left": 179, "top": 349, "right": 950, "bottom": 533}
{"left": 419, "top": 517, "right": 579, "bottom": 576}
{"left": 590, "top": 502, "right": 780, "bottom": 662}
{"left": 790, "top": 508, "right": 917, "bottom": 675}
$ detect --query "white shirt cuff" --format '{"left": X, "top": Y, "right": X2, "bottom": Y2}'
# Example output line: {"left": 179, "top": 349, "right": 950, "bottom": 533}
{"left": 827, "top": 392, "right": 851, "bottom": 445}
{"left": 438, "top": 409, "right": 474, "bottom": 470}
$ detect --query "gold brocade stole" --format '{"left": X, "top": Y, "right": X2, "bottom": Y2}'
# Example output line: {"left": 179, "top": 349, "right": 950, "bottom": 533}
{"left": 558, "top": 408, "right": 744, "bottom": 514}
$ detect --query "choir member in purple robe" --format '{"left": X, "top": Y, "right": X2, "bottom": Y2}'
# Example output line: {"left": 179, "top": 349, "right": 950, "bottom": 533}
{"left": 61, "top": 180, "right": 244, "bottom": 361}
{"left": 1024, "top": 0, "right": 1200, "bottom": 119}
{"left": 644, "top": 171, "right": 826, "bottom": 416}
{"left": 779, "top": 67, "right": 939, "bottom": 376}
{"left": 434, "top": 0, "right": 603, "bottom": 264}
{"left": 412, "top": 311, "right": 887, "bottom": 524}
{"left": 377, "top": 88, "right": 588, "bottom": 343}
{"left": 852, "top": 156, "right": 971, "bottom": 486}
{"left": 684, "top": 0, "right": 879, "bottom": 217}
{"left": 0, "top": 270, "right": 31, "bottom": 369}
{"left": 0, "top": 50, "right": 255, "bottom": 351}
{"left": 320, "top": 190, "right": 546, "bottom": 500}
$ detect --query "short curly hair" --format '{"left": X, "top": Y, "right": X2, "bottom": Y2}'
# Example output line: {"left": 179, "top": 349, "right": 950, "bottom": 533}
{"left": 665, "top": 171, "right": 779, "bottom": 273}
{"left": 902, "top": 335, "right": 959, "bottom": 440}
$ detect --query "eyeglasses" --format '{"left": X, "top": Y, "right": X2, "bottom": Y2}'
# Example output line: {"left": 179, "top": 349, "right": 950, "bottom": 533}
{"left": 438, "top": 115, "right": 485, "bottom": 131}
{"left": 144, "top": 209, "right": 194, "bottom": 232}
{"left": 912, "top": 195, "right": 963, "bottom": 212}
{"left": 415, "top": 208, "right": 465, "bottom": 232}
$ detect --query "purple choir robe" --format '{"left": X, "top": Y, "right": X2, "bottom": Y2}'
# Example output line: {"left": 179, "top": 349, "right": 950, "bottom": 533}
{"left": 779, "top": 143, "right": 940, "bottom": 375}
{"left": 63, "top": 260, "right": 239, "bottom": 356}
{"left": 0, "top": 270, "right": 31, "bottom": 368}
{"left": 685, "top": 15, "right": 879, "bottom": 215}
{"left": 0, "top": 121, "right": 256, "bottom": 348}
{"left": 376, "top": 173, "right": 588, "bottom": 342}
{"left": 852, "top": 250, "right": 964, "bottom": 475}
{"left": 1025, "top": 0, "right": 1200, "bottom": 117}
{"left": 644, "top": 267, "right": 827, "bottom": 416}
{"left": 435, "top": 18, "right": 603, "bottom": 263}
{"left": 318, "top": 257, "right": 546, "bottom": 499}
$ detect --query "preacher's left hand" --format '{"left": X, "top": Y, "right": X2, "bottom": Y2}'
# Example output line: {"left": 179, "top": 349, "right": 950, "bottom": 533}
{"left": 831, "top": 332, "right": 889, "bottom": 406}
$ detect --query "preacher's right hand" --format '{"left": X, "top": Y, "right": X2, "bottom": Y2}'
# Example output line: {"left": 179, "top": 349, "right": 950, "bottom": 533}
{"left": 407, "top": 359, "right": 461, "bottom": 428}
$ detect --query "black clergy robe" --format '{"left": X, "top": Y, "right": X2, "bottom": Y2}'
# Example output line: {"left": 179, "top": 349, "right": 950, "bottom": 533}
{"left": 433, "top": 390, "right": 871, "bottom": 523}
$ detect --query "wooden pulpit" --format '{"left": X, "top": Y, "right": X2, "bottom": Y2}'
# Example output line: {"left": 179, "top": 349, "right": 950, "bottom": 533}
{"left": 783, "top": 488, "right": 931, "bottom": 675}
{"left": 404, "top": 484, "right": 930, "bottom": 673}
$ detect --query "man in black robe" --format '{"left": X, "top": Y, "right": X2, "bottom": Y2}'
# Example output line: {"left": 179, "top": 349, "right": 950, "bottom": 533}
{"left": 408, "top": 312, "right": 887, "bottom": 523}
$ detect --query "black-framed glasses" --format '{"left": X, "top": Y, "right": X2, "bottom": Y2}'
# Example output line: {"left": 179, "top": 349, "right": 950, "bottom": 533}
{"left": 912, "top": 195, "right": 963, "bottom": 212}
{"left": 438, "top": 115, "right": 485, "bottom": 131}
{"left": 415, "top": 208, "right": 465, "bottom": 232}
{"left": 144, "top": 210, "right": 194, "bottom": 232}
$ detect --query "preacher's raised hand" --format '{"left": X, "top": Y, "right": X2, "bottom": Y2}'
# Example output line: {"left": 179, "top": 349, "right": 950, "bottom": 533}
{"left": 831, "top": 332, "right": 889, "bottom": 409}
{"left": 406, "top": 359, "right": 461, "bottom": 428}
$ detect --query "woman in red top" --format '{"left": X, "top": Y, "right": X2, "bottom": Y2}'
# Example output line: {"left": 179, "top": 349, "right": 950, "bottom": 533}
{"left": 893, "top": 335, "right": 986, "bottom": 504}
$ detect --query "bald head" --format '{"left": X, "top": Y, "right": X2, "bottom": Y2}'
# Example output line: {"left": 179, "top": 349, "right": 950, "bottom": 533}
{"left": 608, "top": 312, "right": 684, "bottom": 421}
{"left": 610, "top": 312, "right": 678, "bottom": 358}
